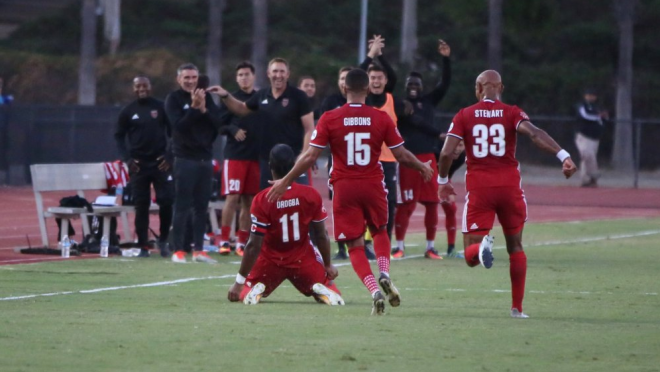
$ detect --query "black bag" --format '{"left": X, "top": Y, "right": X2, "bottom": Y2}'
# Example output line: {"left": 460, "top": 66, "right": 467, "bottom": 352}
{"left": 55, "top": 195, "right": 93, "bottom": 241}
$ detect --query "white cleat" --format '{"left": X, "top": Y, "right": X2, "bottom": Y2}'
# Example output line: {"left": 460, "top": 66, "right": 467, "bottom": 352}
{"left": 192, "top": 252, "right": 217, "bottom": 264}
{"left": 511, "top": 308, "right": 530, "bottom": 319}
{"left": 312, "top": 283, "right": 345, "bottom": 306}
{"left": 478, "top": 235, "right": 495, "bottom": 269}
{"left": 243, "top": 283, "right": 265, "bottom": 305}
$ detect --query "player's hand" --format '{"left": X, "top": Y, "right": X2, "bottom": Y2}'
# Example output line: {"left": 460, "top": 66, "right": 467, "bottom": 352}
{"left": 228, "top": 282, "right": 243, "bottom": 302}
{"left": 156, "top": 155, "right": 170, "bottom": 172}
{"left": 419, "top": 160, "right": 434, "bottom": 182}
{"left": 234, "top": 129, "right": 247, "bottom": 141}
{"left": 191, "top": 88, "right": 206, "bottom": 112}
{"left": 438, "top": 183, "right": 457, "bottom": 202}
{"left": 403, "top": 100, "right": 414, "bottom": 116}
{"left": 266, "top": 179, "right": 287, "bottom": 202}
{"left": 325, "top": 264, "right": 338, "bottom": 280}
{"left": 562, "top": 158, "right": 577, "bottom": 179}
{"left": 127, "top": 159, "right": 140, "bottom": 173}
{"left": 438, "top": 39, "right": 451, "bottom": 57}
{"left": 206, "top": 85, "right": 228, "bottom": 97}
{"left": 367, "top": 35, "right": 384, "bottom": 58}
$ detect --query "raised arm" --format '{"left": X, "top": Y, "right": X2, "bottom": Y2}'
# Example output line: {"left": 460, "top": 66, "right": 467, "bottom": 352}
{"left": 266, "top": 146, "right": 323, "bottom": 202}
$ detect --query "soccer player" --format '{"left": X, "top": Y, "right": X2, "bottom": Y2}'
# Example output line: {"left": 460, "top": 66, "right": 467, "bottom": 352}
{"left": 267, "top": 69, "right": 434, "bottom": 315}
{"left": 393, "top": 39, "right": 452, "bottom": 260}
{"left": 207, "top": 58, "right": 315, "bottom": 190}
{"left": 227, "top": 144, "right": 343, "bottom": 306}
{"left": 438, "top": 70, "right": 577, "bottom": 318}
{"left": 115, "top": 76, "right": 174, "bottom": 258}
{"left": 216, "top": 61, "right": 262, "bottom": 256}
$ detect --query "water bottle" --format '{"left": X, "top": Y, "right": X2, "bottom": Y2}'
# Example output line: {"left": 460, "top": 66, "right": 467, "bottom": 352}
{"left": 61, "top": 235, "right": 71, "bottom": 258}
{"left": 100, "top": 235, "right": 109, "bottom": 258}
{"left": 115, "top": 185, "right": 123, "bottom": 204}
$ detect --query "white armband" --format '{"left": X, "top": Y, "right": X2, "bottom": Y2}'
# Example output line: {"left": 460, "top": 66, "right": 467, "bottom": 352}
{"left": 556, "top": 149, "right": 570, "bottom": 163}
{"left": 437, "top": 175, "right": 449, "bottom": 185}
{"left": 235, "top": 273, "right": 246, "bottom": 285}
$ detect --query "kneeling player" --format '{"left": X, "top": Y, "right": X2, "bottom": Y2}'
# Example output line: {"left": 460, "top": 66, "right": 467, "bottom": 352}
{"left": 227, "top": 144, "right": 343, "bottom": 305}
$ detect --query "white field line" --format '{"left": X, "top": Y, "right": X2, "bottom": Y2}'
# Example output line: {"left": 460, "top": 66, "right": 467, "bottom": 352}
{"left": 2, "top": 230, "right": 659, "bottom": 302}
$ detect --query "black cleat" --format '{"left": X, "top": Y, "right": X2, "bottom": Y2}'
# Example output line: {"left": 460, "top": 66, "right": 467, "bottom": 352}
{"left": 371, "top": 291, "right": 386, "bottom": 315}
{"left": 378, "top": 274, "right": 401, "bottom": 307}
{"left": 137, "top": 249, "right": 150, "bottom": 258}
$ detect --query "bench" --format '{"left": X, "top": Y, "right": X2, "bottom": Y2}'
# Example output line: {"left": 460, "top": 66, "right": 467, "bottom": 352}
{"left": 31, "top": 163, "right": 227, "bottom": 249}
{"left": 30, "top": 163, "right": 136, "bottom": 248}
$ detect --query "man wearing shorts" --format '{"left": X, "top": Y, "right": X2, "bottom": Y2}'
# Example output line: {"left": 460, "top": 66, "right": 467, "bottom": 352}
{"left": 227, "top": 144, "right": 343, "bottom": 306}
{"left": 438, "top": 70, "right": 577, "bottom": 318}
{"left": 267, "top": 69, "right": 433, "bottom": 315}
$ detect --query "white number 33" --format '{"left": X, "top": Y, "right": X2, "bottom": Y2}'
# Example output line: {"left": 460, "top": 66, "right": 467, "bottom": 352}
{"left": 472, "top": 123, "right": 505, "bottom": 158}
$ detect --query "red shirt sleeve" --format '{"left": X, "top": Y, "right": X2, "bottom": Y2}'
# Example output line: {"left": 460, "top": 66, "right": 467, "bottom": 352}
{"left": 383, "top": 113, "right": 405, "bottom": 148}
{"left": 310, "top": 113, "right": 329, "bottom": 148}
{"left": 311, "top": 189, "right": 328, "bottom": 222}
{"left": 448, "top": 109, "right": 465, "bottom": 139}
{"left": 511, "top": 105, "right": 530, "bottom": 129}
{"left": 249, "top": 193, "right": 270, "bottom": 236}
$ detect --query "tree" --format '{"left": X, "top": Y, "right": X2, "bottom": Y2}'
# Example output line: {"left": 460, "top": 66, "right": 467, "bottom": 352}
{"left": 78, "top": 0, "right": 97, "bottom": 105}
{"left": 488, "top": 0, "right": 503, "bottom": 72}
{"left": 611, "top": 0, "right": 636, "bottom": 171}
{"left": 206, "top": 0, "right": 227, "bottom": 87}
{"left": 400, "top": 0, "right": 418, "bottom": 69}
{"left": 251, "top": 0, "right": 268, "bottom": 89}
{"left": 101, "top": 0, "right": 121, "bottom": 55}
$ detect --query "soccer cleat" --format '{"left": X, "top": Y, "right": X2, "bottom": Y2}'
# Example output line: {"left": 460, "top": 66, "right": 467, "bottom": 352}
{"left": 333, "top": 250, "right": 348, "bottom": 260}
{"left": 193, "top": 251, "right": 217, "bottom": 263}
{"left": 171, "top": 250, "right": 187, "bottom": 263}
{"left": 235, "top": 245, "right": 244, "bottom": 257}
{"left": 365, "top": 246, "right": 376, "bottom": 260}
{"left": 371, "top": 291, "right": 386, "bottom": 315}
{"left": 391, "top": 247, "right": 405, "bottom": 258}
{"left": 378, "top": 274, "right": 401, "bottom": 307}
{"left": 312, "top": 283, "right": 345, "bottom": 306}
{"left": 478, "top": 235, "right": 495, "bottom": 269}
{"left": 424, "top": 248, "right": 443, "bottom": 260}
{"left": 243, "top": 283, "right": 265, "bottom": 305}
{"left": 158, "top": 241, "right": 171, "bottom": 258}
{"left": 511, "top": 308, "right": 530, "bottom": 319}
{"left": 218, "top": 242, "right": 231, "bottom": 256}
{"left": 137, "top": 249, "right": 150, "bottom": 258}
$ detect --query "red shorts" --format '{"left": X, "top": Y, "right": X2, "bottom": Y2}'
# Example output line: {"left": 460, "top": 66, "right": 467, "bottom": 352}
{"left": 222, "top": 159, "right": 260, "bottom": 195}
{"left": 331, "top": 178, "right": 388, "bottom": 241}
{"left": 462, "top": 186, "right": 528, "bottom": 236}
{"left": 397, "top": 153, "right": 439, "bottom": 204}
{"left": 240, "top": 245, "right": 338, "bottom": 299}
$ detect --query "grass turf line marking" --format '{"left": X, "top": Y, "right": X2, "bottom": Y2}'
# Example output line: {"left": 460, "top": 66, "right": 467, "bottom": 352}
{"left": 0, "top": 275, "right": 234, "bottom": 301}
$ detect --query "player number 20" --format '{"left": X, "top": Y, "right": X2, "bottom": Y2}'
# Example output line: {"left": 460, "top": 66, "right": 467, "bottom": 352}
{"left": 229, "top": 179, "right": 241, "bottom": 191}
{"left": 344, "top": 132, "right": 371, "bottom": 166}
{"left": 472, "top": 124, "right": 505, "bottom": 158}
{"left": 279, "top": 212, "right": 300, "bottom": 243}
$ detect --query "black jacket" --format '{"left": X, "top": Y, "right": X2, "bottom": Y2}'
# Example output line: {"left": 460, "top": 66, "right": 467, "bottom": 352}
{"left": 115, "top": 97, "right": 170, "bottom": 162}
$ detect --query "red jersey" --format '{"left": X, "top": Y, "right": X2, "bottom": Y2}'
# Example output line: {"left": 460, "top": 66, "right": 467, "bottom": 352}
{"left": 448, "top": 99, "right": 530, "bottom": 191}
{"left": 311, "top": 103, "right": 404, "bottom": 182}
{"left": 250, "top": 183, "right": 328, "bottom": 267}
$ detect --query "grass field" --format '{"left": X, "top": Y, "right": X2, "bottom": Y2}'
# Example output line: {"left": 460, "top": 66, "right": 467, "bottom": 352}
{"left": 1, "top": 218, "right": 659, "bottom": 372}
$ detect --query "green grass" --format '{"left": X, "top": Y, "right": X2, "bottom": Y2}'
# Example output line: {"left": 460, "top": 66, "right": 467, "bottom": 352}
{"left": 1, "top": 218, "right": 660, "bottom": 372}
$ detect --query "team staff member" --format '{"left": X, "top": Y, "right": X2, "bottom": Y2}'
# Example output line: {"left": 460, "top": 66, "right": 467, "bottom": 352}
{"left": 115, "top": 76, "right": 174, "bottom": 258}
{"left": 228, "top": 144, "right": 343, "bottom": 306}
{"left": 267, "top": 69, "right": 434, "bottom": 315}
{"left": 217, "top": 61, "right": 262, "bottom": 256}
{"left": 208, "top": 58, "right": 315, "bottom": 190}
{"left": 165, "top": 63, "right": 222, "bottom": 264}
{"left": 392, "top": 39, "right": 452, "bottom": 260}
{"left": 438, "top": 70, "right": 577, "bottom": 318}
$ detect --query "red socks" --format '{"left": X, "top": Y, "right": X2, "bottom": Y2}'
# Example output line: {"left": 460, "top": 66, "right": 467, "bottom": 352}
{"left": 509, "top": 251, "right": 527, "bottom": 312}
{"left": 394, "top": 202, "right": 415, "bottom": 241}
{"left": 422, "top": 202, "right": 438, "bottom": 241}
{"left": 237, "top": 229, "right": 249, "bottom": 247}
{"left": 348, "top": 246, "right": 379, "bottom": 294}
{"left": 441, "top": 201, "right": 457, "bottom": 245}
{"left": 464, "top": 243, "right": 481, "bottom": 267}
{"left": 220, "top": 226, "right": 231, "bottom": 243}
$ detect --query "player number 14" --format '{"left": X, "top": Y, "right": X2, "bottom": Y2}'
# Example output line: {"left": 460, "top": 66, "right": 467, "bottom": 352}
{"left": 279, "top": 212, "right": 300, "bottom": 243}
{"left": 344, "top": 132, "right": 371, "bottom": 166}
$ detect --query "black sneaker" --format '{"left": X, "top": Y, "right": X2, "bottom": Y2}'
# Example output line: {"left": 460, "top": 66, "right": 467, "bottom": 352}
{"left": 333, "top": 250, "right": 348, "bottom": 260}
{"left": 158, "top": 241, "right": 171, "bottom": 258}
{"left": 137, "top": 249, "right": 150, "bottom": 258}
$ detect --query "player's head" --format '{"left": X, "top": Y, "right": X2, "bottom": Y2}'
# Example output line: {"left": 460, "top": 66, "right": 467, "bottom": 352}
{"left": 367, "top": 65, "right": 388, "bottom": 95}
{"left": 583, "top": 88, "right": 598, "bottom": 103}
{"left": 176, "top": 63, "right": 199, "bottom": 93}
{"left": 406, "top": 71, "right": 424, "bottom": 99}
{"left": 267, "top": 57, "right": 290, "bottom": 91}
{"left": 132, "top": 76, "right": 151, "bottom": 100}
{"left": 337, "top": 66, "right": 354, "bottom": 96}
{"left": 343, "top": 69, "right": 370, "bottom": 101}
{"left": 298, "top": 75, "right": 316, "bottom": 98}
{"left": 475, "top": 70, "right": 504, "bottom": 101}
{"left": 269, "top": 144, "right": 296, "bottom": 180}
{"left": 235, "top": 61, "right": 255, "bottom": 92}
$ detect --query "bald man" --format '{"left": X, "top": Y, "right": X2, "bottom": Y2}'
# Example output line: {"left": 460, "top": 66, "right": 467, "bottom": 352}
{"left": 438, "top": 70, "right": 577, "bottom": 319}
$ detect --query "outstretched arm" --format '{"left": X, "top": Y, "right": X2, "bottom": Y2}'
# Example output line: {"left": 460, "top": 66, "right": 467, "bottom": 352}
{"left": 207, "top": 85, "right": 253, "bottom": 117}
{"left": 266, "top": 146, "right": 324, "bottom": 202}
{"left": 391, "top": 145, "right": 434, "bottom": 181}
{"left": 227, "top": 233, "right": 263, "bottom": 302}
{"left": 517, "top": 120, "right": 577, "bottom": 179}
